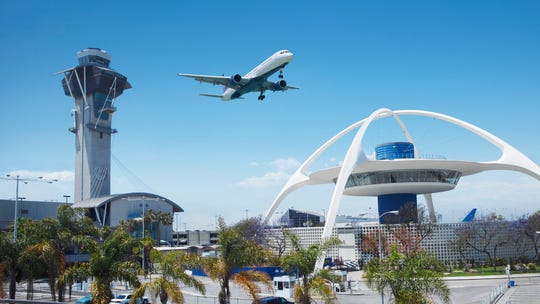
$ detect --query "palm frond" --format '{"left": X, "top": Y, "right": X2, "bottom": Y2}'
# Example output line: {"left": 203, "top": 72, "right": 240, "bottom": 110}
{"left": 233, "top": 270, "right": 272, "bottom": 302}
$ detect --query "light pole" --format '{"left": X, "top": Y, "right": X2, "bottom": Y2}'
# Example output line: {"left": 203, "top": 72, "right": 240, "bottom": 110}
{"left": 63, "top": 194, "right": 70, "bottom": 204}
{"left": 377, "top": 210, "right": 399, "bottom": 304}
{"left": 2, "top": 174, "right": 57, "bottom": 240}
{"left": 141, "top": 197, "right": 146, "bottom": 272}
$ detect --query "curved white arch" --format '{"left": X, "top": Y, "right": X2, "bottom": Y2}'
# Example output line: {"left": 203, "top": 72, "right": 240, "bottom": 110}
{"left": 391, "top": 110, "right": 540, "bottom": 179}
{"left": 262, "top": 108, "right": 419, "bottom": 223}
{"left": 264, "top": 108, "right": 540, "bottom": 260}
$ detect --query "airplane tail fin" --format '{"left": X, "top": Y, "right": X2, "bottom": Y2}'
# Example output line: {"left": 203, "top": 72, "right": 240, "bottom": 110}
{"left": 462, "top": 208, "right": 477, "bottom": 222}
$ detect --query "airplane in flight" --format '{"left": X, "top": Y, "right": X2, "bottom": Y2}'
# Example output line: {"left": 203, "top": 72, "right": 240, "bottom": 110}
{"left": 178, "top": 50, "right": 298, "bottom": 101}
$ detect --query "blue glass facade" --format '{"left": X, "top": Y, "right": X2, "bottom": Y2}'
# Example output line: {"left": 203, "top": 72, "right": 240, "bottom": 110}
{"left": 375, "top": 142, "right": 415, "bottom": 160}
{"left": 375, "top": 142, "right": 418, "bottom": 223}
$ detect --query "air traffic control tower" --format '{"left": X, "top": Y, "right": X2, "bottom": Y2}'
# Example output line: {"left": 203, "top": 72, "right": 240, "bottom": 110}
{"left": 59, "top": 48, "right": 131, "bottom": 202}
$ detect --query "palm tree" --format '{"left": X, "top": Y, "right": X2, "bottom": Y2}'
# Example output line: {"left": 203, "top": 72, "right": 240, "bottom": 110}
{"left": 59, "top": 227, "right": 142, "bottom": 304}
{"left": 24, "top": 205, "right": 97, "bottom": 301}
{"left": 0, "top": 262, "right": 6, "bottom": 299}
{"left": 363, "top": 245, "right": 449, "bottom": 304}
{"left": 203, "top": 218, "right": 273, "bottom": 304}
{"left": 17, "top": 218, "right": 49, "bottom": 300}
{"left": 280, "top": 231, "right": 342, "bottom": 304}
{"left": 132, "top": 250, "right": 205, "bottom": 304}
{"left": 27, "top": 217, "right": 66, "bottom": 301}
{"left": 144, "top": 210, "right": 174, "bottom": 244}
{"left": 0, "top": 231, "right": 24, "bottom": 299}
{"left": 157, "top": 211, "right": 174, "bottom": 243}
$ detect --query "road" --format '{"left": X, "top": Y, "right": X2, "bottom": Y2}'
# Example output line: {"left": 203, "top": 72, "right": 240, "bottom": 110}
{"left": 13, "top": 272, "right": 540, "bottom": 304}
{"left": 176, "top": 271, "right": 540, "bottom": 304}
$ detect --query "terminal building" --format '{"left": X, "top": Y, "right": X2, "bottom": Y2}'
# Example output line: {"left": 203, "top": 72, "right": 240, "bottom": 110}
{"left": 265, "top": 220, "right": 524, "bottom": 268}
{"left": 0, "top": 199, "right": 64, "bottom": 230}
{"left": 278, "top": 209, "right": 322, "bottom": 227}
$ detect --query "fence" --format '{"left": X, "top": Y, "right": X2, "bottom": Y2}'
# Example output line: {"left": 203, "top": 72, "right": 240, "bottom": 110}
{"left": 482, "top": 282, "right": 508, "bottom": 304}
{"left": 183, "top": 294, "right": 253, "bottom": 304}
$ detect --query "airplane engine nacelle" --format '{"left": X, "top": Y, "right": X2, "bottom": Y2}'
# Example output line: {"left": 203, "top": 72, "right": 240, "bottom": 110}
{"left": 273, "top": 79, "right": 287, "bottom": 91}
{"left": 229, "top": 74, "right": 242, "bottom": 86}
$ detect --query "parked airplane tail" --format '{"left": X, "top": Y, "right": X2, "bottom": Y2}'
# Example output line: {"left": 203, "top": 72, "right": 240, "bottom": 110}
{"left": 462, "top": 208, "right": 477, "bottom": 222}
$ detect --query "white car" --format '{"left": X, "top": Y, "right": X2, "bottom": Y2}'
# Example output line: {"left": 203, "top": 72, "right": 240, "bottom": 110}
{"left": 109, "top": 293, "right": 149, "bottom": 304}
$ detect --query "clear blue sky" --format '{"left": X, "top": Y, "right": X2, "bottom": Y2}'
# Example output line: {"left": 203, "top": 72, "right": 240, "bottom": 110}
{"left": 1, "top": 1, "right": 539, "bottom": 229}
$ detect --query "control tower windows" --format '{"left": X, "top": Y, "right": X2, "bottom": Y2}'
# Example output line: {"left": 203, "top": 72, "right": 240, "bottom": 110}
{"left": 93, "top": 92, "right": 113, "bottom": 120}
{"left": 78, "top": 55, "right": 110, "bottom": 67}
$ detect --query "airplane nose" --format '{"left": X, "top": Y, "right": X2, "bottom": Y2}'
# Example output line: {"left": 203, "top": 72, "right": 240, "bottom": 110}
{"left": 286, "top": 52, "right": 294, "bottom": 61}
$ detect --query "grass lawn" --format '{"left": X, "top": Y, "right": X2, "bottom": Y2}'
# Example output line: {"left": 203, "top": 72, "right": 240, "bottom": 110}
{"left": 445, "top": 266, "right": 540, "bottom": 277}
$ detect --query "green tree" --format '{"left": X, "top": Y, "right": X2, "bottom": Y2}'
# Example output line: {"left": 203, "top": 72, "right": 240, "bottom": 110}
{"left": 203, "top": 217, "right": 272, "bottom": 304}
{"left": 0, "top": 231, "right": 24, "bottom": 299}
{"left": 133, "top": 250, "right": 205, "bottom": 304}
{"left": 364, "top": 245, "right": 449, "bottom": 304}
{"left": 524, "top": 211, "right": 540, "bottom": 260}
{"left": 157, "top": 211, "right": 174, "bottom": 243}
{"left": 280, "top": 231, "right": 342, "bottom": 304}
{"left": 24, "top": 205, "right": 97, "bottom": 301}
{"left": 454, "top": 213, "right": 509, "bottom": 271}
{"left": 17, "top": 218, "right": 49, "bottom": 300}
{"left": 0, "top": 217, "right": 49, "bottom": 300}
{"left": 59, "top": 227, "right": 142, "bottom": 304}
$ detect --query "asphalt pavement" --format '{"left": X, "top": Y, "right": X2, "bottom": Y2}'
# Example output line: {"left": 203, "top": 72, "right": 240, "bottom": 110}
{"left": 8, "top": 271, "right": 540, "bottom": 304}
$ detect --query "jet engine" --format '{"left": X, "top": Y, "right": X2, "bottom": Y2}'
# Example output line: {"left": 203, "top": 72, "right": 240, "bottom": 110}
{"left": 273, "top": 79, "right": 287, "bottom": 91}
{"left": 229, "top": 74, "right": 242, "bottom": 86}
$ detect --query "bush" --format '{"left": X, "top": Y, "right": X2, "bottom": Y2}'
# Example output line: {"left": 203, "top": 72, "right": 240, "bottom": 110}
{"left": 527, "top": 263, "right": 536, "bottom": 271}
{"left": 513, "top": 264, "right": 527, "bottom": 272}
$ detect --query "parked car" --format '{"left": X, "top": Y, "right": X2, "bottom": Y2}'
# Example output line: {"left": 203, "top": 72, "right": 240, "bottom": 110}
{"left": 109, "top": 293, "right": 149, "bottom": 304}
{"left": 330, "top": 281, "right": 345, "bottom": 292}
{"left": 255, "top": 296, "right": 294, "bottom": 304}
{"left": 76, "top": 294, "right": 92, "bottom": 304}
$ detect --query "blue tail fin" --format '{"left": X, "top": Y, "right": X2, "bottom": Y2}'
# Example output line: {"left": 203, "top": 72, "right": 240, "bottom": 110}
{"left": 462, "top": 208, "right": 477, "bottom": 222}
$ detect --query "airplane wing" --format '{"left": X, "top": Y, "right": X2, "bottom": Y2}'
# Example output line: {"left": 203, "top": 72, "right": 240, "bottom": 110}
{"left": 177, "top": 73, "right": 251, "bottom": 88}
{"left": 261, "top": 80, "right": 300, "bottom": 92}
{"left": 200, "top": 93, "right": 224, "bottom": 98}
{"left": 177, "top": 73, "right": 230, "bottom": 86}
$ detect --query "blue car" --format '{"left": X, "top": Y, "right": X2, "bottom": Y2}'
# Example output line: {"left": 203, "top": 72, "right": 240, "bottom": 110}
{"left": 255, "top": 296, "right": 294, "bottom": 304}
{"left": 76, "top": 294, "right": 92, "bottom": 304}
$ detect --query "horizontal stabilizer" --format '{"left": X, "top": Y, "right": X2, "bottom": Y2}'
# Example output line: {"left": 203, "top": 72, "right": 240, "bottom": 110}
{"left": 200, "top": 93, "right": 224, "bottom": 98}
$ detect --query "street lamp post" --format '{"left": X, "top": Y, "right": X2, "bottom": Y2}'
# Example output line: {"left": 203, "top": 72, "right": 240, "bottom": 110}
{"left": 3, "top": 174, "right": 57, "bottom": 240}
{"left": 63, "top": 194, "right": 70, "bottom": 204}
{"left": 141, "top": 197, "right": 146, "bottom": 272}
{"left": 377, "top": 210, "right": 399, "bottom": 304}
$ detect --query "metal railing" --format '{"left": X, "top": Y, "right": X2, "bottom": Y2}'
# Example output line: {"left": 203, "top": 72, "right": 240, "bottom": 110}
{"left": 183, "top": 294, "right": 253, "bottom": 304}
{"left": 482, "top": 282, "right": 508, "bottom": 304}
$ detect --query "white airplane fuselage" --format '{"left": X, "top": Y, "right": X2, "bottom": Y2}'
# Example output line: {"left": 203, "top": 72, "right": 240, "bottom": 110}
{"left": 222, "top": 50, "right": 294, "bottom": 100}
